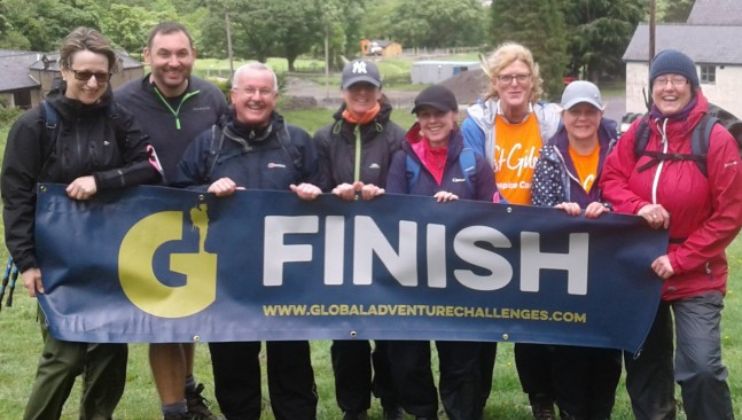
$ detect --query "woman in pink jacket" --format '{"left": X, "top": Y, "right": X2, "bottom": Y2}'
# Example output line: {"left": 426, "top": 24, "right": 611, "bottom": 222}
{"left": 600, "top": 49, "right": 742, "bottom": 420}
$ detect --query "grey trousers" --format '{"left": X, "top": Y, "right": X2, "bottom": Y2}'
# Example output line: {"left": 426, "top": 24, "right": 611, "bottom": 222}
{"left": 625, "top": 292, "right": 734, "bottom": 420}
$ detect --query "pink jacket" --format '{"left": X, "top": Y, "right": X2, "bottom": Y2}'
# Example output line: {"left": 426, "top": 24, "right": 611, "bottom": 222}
{"left": 600, "top": 92, "right": 742, "bottom": 301}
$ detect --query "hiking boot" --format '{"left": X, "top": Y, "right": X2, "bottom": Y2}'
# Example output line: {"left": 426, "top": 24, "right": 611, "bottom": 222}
{"left": 186, "top": 383, "right": 218, "bottom": 419}
{"left": 529, "top": 393, "right": 556, "bottom": 420}
{"left": 342, "top": 410, "right": 369, "bottom": 420}
{"left": 383, "top": 405, "right": 405, "bottom": 420}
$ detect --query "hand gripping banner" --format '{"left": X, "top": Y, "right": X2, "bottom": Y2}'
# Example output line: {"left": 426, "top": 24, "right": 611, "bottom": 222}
{"left": 35, "top": 183, "right": 666, "bottom": 352}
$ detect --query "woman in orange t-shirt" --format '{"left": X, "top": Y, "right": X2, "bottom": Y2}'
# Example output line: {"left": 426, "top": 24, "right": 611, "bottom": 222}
{"left": 532, "top": 81, "right": 620, "bottom": 420}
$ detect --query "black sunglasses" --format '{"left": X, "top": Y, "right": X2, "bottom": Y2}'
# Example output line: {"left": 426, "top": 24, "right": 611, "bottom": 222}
{"left": 70, "top": 69, "right": 111, "bottom": 83}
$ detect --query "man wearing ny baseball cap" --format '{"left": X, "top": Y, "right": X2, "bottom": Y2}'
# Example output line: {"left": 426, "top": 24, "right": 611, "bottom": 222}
{"left": 312, "top": 59, "right": 406, "bottom": 419}
{"left": 532, "top": 80, "right": 621, "bottom": 419}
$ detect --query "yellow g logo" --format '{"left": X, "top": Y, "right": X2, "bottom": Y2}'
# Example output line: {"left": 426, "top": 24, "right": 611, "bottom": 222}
{"left": 118, "top": 205, "right": 216, "bottom": 318}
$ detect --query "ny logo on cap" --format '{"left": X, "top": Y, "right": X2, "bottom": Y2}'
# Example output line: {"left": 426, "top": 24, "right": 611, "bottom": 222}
{"left": 352, "top": 61, "right": 368, "bottom": 74}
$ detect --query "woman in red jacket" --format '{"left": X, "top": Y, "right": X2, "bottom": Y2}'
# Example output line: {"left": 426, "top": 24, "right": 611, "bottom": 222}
{"left": 600, "top": 49, "right": 742, "bottom": 420}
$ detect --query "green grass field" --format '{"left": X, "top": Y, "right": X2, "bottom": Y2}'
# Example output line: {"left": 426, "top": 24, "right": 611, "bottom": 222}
{"left": 0, "top": 112, "right": 741, "bottom": 419}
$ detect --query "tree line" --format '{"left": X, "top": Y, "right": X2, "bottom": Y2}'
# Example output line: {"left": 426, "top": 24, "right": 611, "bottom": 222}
{"left": 0, "top": 0, "right": 695, "bottom": 98}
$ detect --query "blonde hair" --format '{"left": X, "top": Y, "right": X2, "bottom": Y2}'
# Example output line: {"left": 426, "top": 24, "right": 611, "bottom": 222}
{"left": 481, "top": 42, "right": 543, "bottom": 102}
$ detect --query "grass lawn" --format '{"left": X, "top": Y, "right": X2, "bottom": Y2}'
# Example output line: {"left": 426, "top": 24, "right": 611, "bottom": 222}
{"left": 0, "top": 113, "right": 741, "bottom": 419}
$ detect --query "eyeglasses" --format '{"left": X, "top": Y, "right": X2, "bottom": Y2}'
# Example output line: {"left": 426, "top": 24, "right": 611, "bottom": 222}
{"left": 236, "top": 87, "right": 275, "bottom": 97}
{"left": 71, "top": 69, "right": 111, "bottom": 83}
{"left": 497, "top": 73, "right": 531, "bottom": 84}
{"left": 654, "top": 76, "right": 687, "bottom": 87}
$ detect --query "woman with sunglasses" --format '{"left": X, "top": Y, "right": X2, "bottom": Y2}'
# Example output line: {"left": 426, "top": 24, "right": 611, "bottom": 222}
{"left": 1, "top": 27, "right": 159, "bottom": 419}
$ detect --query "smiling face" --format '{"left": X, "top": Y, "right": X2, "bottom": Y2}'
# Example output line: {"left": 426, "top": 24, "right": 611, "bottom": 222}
{"left": 494, "top": 60, "right": 533, "bottom": 113}
{"left": 416, "top": 106, "right": 457, "bottom": 148}
{"left": 342, "top": 82, "right": 382, "bottom": 115}
{"left": 563, "top": 102, "right": 602, "bottom": 144}
{"left": 230, "top": 68, "right": 277, "bottom": 126}
{"left": 60, "top": 50, "right": 110, "bottom": 105}
{"left": 652, "top": 73, "right": 693, "bottom": 116}
{"left": 144, "top": 30, "right": 195, "bottom": 97}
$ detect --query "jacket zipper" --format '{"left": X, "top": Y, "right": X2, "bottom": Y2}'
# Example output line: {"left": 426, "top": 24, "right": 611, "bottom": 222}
{"left": 153, "top": 88, "right": 201, "bottom": 130}
{"left": 354, "top": 125, "right": 361, "bottom": 183}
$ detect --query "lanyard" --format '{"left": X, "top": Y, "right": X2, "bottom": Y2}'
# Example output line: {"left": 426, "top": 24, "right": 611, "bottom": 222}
{"left": 152, "top": 86, "right": 200, "bottom": 130}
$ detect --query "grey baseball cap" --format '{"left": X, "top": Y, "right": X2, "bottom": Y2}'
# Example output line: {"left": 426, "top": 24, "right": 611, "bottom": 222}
{"left": 560, "top": 80, "right": 604, "bottom": 111}
{"left": 341, "top": 60, "right": 382, "bottom": 89}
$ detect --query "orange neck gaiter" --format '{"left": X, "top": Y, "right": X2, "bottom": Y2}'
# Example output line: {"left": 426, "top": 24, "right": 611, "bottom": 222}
{"left": 342, "top": 102, "right": 381, "bottom": 125}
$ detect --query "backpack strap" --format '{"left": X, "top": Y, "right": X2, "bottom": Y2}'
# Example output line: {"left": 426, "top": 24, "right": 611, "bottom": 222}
{"left": 39, "top": 100, "right": 60, "bottom": 178}
{"left": 405, "top": 154, "right": 421, "bottom": 193}
{"left": 690, "top": 114, "right": 716, "bottom": 177}
{"left": 205, "top": 124, "right": 225, "bottom": 181}
{"left": 634, "top": 115, "right": 708, "bottom": 175}
{"left": 276, "top": 124, "right": 303, "bottom": 172}
{"left": 632, "top": 116, "right": 650, "bottom": 159}
{"left": 458, "top": 147, "right": 477, "bottom": 194}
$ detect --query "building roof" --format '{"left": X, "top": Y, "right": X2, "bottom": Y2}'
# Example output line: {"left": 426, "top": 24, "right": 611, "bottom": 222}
{"left": 0, "top": 49, "right": 143, "bottom": 92}
{"left": 28, "top": 51, "right": 143, "bottom": 71}
{"left": 622, "top": 23, "right": 742, "bottom": 65}
{"left": 687, "top": 0, "right": 742, "bottom": 25}
{"left": 0, "top": 50, "right": 43, "bottom": 92}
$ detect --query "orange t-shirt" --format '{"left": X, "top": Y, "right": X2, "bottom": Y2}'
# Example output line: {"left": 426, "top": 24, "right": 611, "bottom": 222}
{"left": 493, "top": 113, "right": 542, "bottom": 205}
{"left": 568, "top": 144, "right": 600, "bottom": 193}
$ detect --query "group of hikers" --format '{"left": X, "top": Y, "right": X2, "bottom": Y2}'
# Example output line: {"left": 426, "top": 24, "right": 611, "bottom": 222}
{"left": 2, "top": 19, "right": 740, "bottom": 420}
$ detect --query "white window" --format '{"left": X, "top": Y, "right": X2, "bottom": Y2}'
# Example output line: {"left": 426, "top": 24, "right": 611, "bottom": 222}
{"left": 700, "top": 64, "right": 716, "bottom": 84}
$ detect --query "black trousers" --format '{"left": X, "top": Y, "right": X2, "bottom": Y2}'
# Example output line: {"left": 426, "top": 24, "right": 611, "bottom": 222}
{"left": 209, "top": 341, "right": 317, "bottom": 420}
{"left": 515, "top": 343, "right": 555, "bottom": 399}
{"left": 331, "top": 340, "right": 395, "bottom": 413}
{"left": 436, "top": 341, "right": 496, "bottom": 420}
{"left": 551, "top": 345, "right": 622, "bottom": 419}
{"left": 383, "top": 341, "right": 497, "bottom": 419}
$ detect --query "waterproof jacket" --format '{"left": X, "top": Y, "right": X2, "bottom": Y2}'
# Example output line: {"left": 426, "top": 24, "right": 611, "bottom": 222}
{"left": 600, "top": 91, "right": 742, "bottom": 301}
{"left": 461, "top": 98, "right": 561, "bottom": 169}
{"left": 386, "top": 123, "right": 496, "bottom": 201}
{"left": 1, "top": 84, "right": 159, "bottom": 272}
{"left": 532, "top": 118, "right": 617, "bottom": 208}
{"left": 313, "top": 100, "right": 404, "bottom": 191}
{"left": 174, "top": 110, "right": 318, "bottom": 190}
{"left": 116, "top": 74, "right": 229, "bottom": 183}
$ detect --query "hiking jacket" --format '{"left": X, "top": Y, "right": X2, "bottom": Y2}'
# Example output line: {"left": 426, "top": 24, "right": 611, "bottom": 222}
{"left": 461, "top": 98, "right": 562, "bottom": 169}
{"left": 313, "top": 100, "right": 404, "bottom": 191}
{"left": 386, "top": 123, "right": 496, "bottom": 201}
{"left": 532, "top": 118, "right": 617, "bottom": 208}
{"left": 599, "top": 91, "right": 742, "bottom": 301}
{"left": 1, "top": 84, "right": 159, "bottom": 272}
{"left": 116, "top": 74, "right": 228, "bottom": 183}
{"left": 174, "top": 110, "right": 318, "bottom": 190}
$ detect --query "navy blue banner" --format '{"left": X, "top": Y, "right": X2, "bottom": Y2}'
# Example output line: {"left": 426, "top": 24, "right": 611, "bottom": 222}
{"left": 35, "top": 183, "right": 666, "bottom": 352}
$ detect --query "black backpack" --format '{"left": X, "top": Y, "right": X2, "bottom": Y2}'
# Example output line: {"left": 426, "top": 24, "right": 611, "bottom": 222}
{"left": 631, "top": 103, "right": 742, "bottom": 176}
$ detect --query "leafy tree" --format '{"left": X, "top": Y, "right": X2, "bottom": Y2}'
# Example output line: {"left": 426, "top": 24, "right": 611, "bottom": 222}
{"left": 99, "top": 4, "right": 159, "bottom": 54}
{"left": 661, "top": 0, "right": 694, "bottom": 22}
{"left": 361, "top": 0, "right": 399, "bottom": 40}
{"left": 390, "top": 0, "right": 486, "bottom": 48}
{"left": 0, "top": 0, "right": 99, "bottom": 51}
{"left": 491, "top": 0, "right": 568, "bottom": 99}
{"left": 204, "top": 0, "right": 322, "bottom": 71}
{"left": 560, "top": 0, "right": 644, "bottom": 82}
